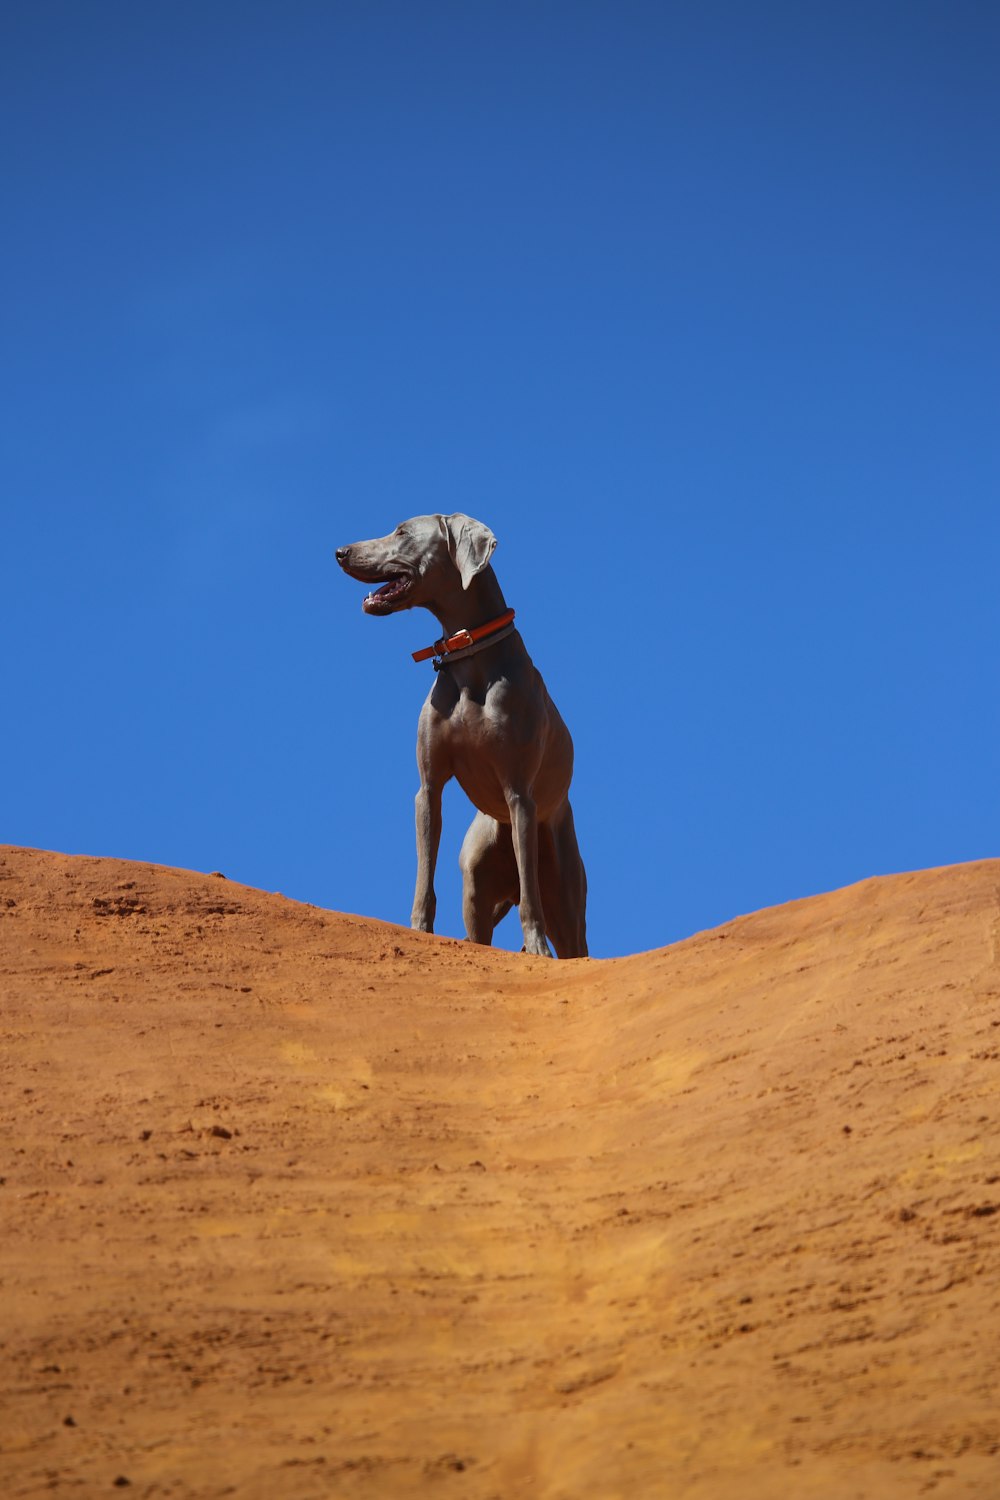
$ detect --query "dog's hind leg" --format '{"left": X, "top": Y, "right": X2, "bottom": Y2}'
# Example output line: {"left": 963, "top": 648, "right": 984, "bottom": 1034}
{"left": 459, "top": 812, "right": 518, "bottom": 946}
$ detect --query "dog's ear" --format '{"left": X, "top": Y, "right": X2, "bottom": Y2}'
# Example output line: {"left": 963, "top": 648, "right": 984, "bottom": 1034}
{"left": 444, "top": 513, "right": 497, "bottom": 589}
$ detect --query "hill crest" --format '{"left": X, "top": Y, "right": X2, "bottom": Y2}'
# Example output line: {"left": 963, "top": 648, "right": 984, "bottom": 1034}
{"left": 2, "top": 846, "right": 999, "bottom": 1497}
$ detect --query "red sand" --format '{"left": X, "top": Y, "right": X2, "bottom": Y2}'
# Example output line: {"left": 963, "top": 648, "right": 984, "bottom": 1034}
{"left": 2, "top": 846, "right": 999, "bottom": 1498}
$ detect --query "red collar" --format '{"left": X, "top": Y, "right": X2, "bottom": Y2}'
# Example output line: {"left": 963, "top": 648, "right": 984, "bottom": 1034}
{"left": 412, "top": 608, "right": 516, "bottom": 665}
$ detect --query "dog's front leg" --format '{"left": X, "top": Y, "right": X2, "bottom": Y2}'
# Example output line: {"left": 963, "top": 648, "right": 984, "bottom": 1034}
{"left": 506, "top": 790, "right": 553, "bottom": 958}
{"left": 411, "top": 782, "right": 442, "bottom": 932}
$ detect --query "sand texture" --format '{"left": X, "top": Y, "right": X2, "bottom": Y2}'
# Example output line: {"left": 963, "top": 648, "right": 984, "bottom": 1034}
{"left": 2, "top": 846, "right": 999, "bottom": 1498}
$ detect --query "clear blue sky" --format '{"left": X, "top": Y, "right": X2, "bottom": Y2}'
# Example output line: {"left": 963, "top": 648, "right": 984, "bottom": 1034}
{"left": 3, "top": 2, "right": 997, "bottom": 957}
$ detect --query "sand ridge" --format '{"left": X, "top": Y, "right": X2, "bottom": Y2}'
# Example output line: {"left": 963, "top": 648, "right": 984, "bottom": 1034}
{"left": 1, "top": 846, "right": 999, "bottom": 1498}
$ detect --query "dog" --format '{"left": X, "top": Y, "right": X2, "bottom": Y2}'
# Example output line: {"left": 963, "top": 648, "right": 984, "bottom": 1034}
{"left": 336, "top": 513, "right": 587, "bottom": 958}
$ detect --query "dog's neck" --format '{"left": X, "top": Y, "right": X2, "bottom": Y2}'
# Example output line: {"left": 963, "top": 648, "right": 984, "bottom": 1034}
{"left": 424, "top": 566, "right": 510, "bottom": 637}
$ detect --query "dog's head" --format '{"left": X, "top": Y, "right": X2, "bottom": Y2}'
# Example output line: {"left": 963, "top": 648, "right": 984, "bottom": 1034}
{"left": 336, "top": 513, "right": 497, "bottom": 615}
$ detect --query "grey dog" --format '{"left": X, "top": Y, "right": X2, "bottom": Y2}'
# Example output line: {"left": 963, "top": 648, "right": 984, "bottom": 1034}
{"left": 336, "top": 513, "right": 587, "bottom": 958}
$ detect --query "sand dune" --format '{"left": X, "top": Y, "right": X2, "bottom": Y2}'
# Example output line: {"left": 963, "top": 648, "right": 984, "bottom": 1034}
{"left": 1, "top": 845, "right": 999, "bottom": 1498}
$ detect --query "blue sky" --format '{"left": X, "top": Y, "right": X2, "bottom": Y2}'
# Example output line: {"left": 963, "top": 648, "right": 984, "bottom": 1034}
{"left": 3, "top": 2, "right": 997, "bottom": 958}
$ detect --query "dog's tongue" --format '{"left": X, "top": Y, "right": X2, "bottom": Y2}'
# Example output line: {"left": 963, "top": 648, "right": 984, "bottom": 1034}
{"left": 369, "top": 579, "right": 405, "bottom": 602}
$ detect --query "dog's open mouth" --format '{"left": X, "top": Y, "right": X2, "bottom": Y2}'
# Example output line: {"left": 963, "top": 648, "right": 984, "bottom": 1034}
{"left": 363, "top": 576, "right": 413, "bottom": 614}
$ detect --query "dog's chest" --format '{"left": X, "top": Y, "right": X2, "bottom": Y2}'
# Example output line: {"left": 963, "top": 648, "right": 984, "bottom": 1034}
{"left": 440, "top": 687, "right": 507, "bottom": 758}
{"left": 430, "top": 678, "right": 534, "bottom": 811}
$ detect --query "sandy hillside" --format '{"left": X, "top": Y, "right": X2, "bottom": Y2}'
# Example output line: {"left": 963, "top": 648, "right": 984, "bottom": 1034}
{"left": 1, "top": 846, "right": 999, "bottom": 1500}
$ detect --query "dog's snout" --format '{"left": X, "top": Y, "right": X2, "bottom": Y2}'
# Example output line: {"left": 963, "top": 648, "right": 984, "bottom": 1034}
{"left": 335, "top": 546, "right": 350, "bottom": 566}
